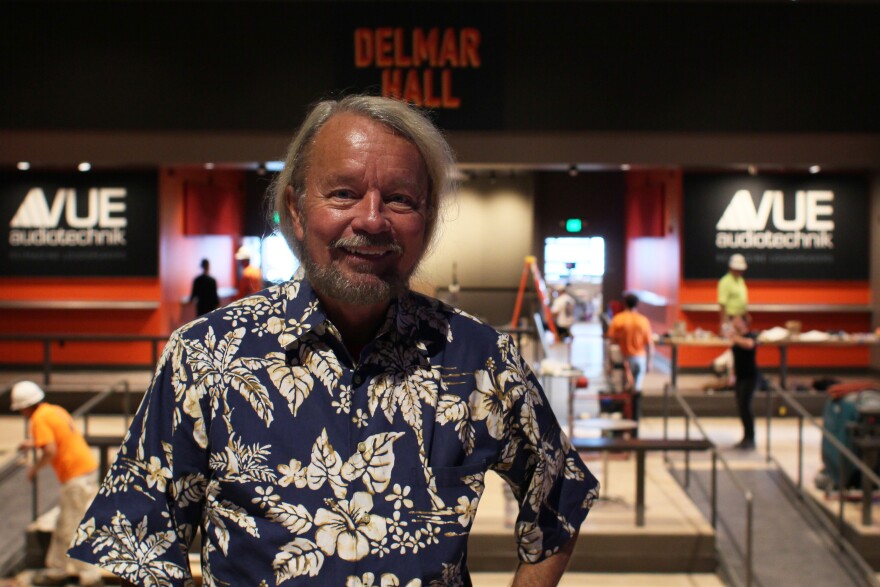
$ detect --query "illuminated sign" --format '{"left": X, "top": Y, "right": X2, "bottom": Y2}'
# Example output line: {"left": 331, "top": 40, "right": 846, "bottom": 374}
{"left": 335, "top": 11, "right": 502, "bottom": 130}
{"left": 683, "top": 174, "right": 868, "bottom": 280}
{"left": 0, "top": 171, "right": 158, "bottom": 277}
{"left": 354, "top": 27, "right": 481, "bottom": 108}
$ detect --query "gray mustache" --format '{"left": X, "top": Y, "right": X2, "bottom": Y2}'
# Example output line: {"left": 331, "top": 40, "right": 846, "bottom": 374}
{"left": 331, "top": 234, "right": 403, "bottom": 255}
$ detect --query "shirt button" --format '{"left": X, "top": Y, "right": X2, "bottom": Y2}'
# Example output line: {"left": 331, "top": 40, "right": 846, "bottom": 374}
{"left": 353, "top": 374, "right": 363, "bottom": 385}
{"left": 357, "top": 442, "right": 367, "bottom": 453}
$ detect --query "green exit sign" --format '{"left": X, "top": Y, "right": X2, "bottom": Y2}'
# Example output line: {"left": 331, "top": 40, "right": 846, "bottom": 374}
{"left": 565, "top": 218, "right": 583, "bottom": 233}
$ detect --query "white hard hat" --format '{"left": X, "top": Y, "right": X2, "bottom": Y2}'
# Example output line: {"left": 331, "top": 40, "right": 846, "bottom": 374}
{"left": 728, "top": 254, "right": 747, "bottom": 271}
{"left": 235, "top": 246, "right": 251, "bottom": 261}
{"left": 10, "top": 380, "right": 45, "bottom": 411}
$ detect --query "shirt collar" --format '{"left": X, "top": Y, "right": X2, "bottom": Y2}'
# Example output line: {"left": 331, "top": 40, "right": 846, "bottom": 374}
{"left": 278, "top": 269, "right": 441, "bottom": 350}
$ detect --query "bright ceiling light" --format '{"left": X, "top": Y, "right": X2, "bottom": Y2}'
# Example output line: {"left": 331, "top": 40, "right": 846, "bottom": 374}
{"left": 16, "top": 161, "right": 30, "bottom": 171}
{"left": 809, "top": 165, "right": 821, "bottom": 174}
{"left": 78, "top": 162, "right": 91, "bottom": 172}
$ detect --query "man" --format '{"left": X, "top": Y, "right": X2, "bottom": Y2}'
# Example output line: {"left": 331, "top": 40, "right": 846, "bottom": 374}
{"left": 189, "top": 258, "right": 220, "bottom": 316}
{"left": 70, "top": 95, "right": 598, "bottom": 586}
{"left": 11, "top": 381, "right": 103, "bottom": 587}
{"left": 718, "top": 253, "right": 749, "bottom": 328}
{"left": 235, "top": 246, "right": 263, "bottom": 299}
{"left": 726, "top": 314, "right": 758, "bottom": 450}
{"left": 550, "top": 284, "right": 576, "bottom": 341}
{"left": 606, "top": 292, "right": 654, "bottom": 427}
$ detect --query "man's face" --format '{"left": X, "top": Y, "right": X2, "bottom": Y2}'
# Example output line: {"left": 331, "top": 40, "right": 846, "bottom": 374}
{"left": 288, "top": 112, "right": 429, "bottom": 305}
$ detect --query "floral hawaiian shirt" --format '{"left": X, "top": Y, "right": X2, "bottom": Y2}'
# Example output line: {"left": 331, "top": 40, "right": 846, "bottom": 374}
{"left": 69, "top": 270, "right": 599, "bottom": 586}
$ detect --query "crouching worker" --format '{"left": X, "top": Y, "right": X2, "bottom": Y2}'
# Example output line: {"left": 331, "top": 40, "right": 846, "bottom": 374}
{"left": 12, "top": 380, "right": 103, "bottom": 587}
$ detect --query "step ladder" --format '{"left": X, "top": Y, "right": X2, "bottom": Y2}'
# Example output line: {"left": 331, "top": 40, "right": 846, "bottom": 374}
{"left": 510, "top": 255, "right": 560, "bottom": 343}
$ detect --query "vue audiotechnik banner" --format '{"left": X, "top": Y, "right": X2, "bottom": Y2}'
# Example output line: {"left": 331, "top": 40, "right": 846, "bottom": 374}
{"left": 683, "top": 173, "right": 869, "bottom": 280}
{"left": 0, "top": 171, "right": 158, "bottom": 277}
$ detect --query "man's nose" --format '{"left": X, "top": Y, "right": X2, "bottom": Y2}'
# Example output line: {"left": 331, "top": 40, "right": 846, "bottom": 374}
{"left": 351, "top": 191, "right": 391, "bottom": 233}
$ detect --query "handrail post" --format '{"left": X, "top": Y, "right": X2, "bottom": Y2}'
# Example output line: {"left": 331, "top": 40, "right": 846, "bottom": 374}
{"left": 839, "top": 463, "right": 846, "bottom": 535}
{"left": 765, "top": 384, "right": 773, "bottom": 462}
{"left": 663, "top": 383, "right": 670, "bottom": 442}
{"left": 861, "top": 465, "right": 873, "bottom": 527}
{"left": 745, "top": 494, "right": 753, "bottom": 587}
{"left": 151, "top": 338, "right": 159, "bottom": 369}
{"left": 43, "top": 338, "right": 52, "bottom": 386}
{"left": 31, "top": 465, "right": 38, "bottom": 521}
{"left": 711, "top": 449, "right": 718, "bottom": 529}
{"left": 797, "top": 414, "right": 804, "bottom": 492}
{"left": 123, "top": 380, "right": 131, "bottom": 429}
{"left": 684, "top": 413, "right": 691, "bottom": 488}
{"left": 27, "top": 416, "right": 39, "bottom": 521}
{"left": 670, "top": 344, "right": 678, "bottom": 387}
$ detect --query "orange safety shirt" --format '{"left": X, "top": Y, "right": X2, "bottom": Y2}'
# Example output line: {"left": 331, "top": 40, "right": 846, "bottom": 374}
{"left": 29, "top": 403, "right": 97, "bottom": 483}
{"left": 238, "top": 264, "right": 263, "bottom": 298}
{"left": 607, "top": 309, "right": 653, "bottom": 357}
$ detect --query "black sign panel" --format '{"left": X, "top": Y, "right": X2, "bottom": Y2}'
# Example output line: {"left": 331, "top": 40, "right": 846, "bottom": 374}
{"left": 0, "top": 171, "right": 158, "bottom": 277}
{"left": 334, "top": 6, "right": 504, "bottom": 130}
{"left": 683, "top": 173, "right": 869, "bottom": 280}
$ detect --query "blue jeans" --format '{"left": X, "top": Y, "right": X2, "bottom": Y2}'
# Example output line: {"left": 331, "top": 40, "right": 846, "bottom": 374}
{"left": 627, "top": 354, "right": 647, "bottom": 391}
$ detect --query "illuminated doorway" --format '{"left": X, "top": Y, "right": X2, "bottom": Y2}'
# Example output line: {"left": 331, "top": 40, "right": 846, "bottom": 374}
{"left": 544, "top": 236, "right": 605, "bottom": 322}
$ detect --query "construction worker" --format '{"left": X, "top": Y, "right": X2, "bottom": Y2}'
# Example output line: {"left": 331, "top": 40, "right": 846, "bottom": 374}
{"left": 12, "top": 381, "right": 103, "bottom": 587}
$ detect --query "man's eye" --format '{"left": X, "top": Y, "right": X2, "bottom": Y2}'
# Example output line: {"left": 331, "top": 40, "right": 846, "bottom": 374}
{"left": 332, "top": 189, "right": 357, "bottom": 200}
{"left": 385, "top": 194, "right": 419, "bottom": 210}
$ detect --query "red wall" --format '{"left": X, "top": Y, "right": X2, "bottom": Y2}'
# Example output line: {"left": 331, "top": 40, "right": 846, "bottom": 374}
{"left": 624, "top": 170, "right": 682, "bottom": 351}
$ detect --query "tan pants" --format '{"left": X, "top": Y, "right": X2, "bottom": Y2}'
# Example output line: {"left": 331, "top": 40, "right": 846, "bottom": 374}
{"left": 45, "top": 472, "right": 102, "bottom": 584}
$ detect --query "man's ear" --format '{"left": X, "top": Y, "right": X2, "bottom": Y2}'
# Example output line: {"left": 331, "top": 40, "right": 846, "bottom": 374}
{"left": 286, "top": 185, "right": 305, "bottom": 241}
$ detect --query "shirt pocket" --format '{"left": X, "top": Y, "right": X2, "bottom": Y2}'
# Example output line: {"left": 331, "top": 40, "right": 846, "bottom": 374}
{"left": 407, "top": 460, "right": 488, "bottom": 521}
{"left": 416, "top": 459, "right": 488, "bottom": 488}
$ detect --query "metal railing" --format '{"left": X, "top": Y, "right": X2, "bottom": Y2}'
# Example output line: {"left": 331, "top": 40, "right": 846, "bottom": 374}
{"left": 765, "top": 385, "right": 880, "bottom": 587}
{"left": 72, "top": 379, "right": 134, "bottom": 435}
{"left": 0, "top": 333, "right": 168, "bottom": 385}
{"left": 662, "top": 382, "right": 755, "bottom": 587}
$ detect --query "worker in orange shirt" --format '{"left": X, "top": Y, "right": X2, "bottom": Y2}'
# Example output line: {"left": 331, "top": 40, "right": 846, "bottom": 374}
{"left": 235, "top": 246, "right": 263, "bottom": 299}
{"left": 12, "top": 381, "right": 104, "bottom": 587}
{"left": 606, "top": 292, "right": 655, "bottom": 430}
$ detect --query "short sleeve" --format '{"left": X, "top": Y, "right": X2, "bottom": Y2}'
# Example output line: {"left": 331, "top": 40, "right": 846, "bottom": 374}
{"left": 606, "top": 317, "right": 618, "bottom": 340}
{"left": 29, "top": 413, "right": 53, "bottom": 448}
{"left": 488, "top": 338, "right": 599, "bottom": 563}
{"left": 68, "top": 334, "right": 209, "bottom": 586}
